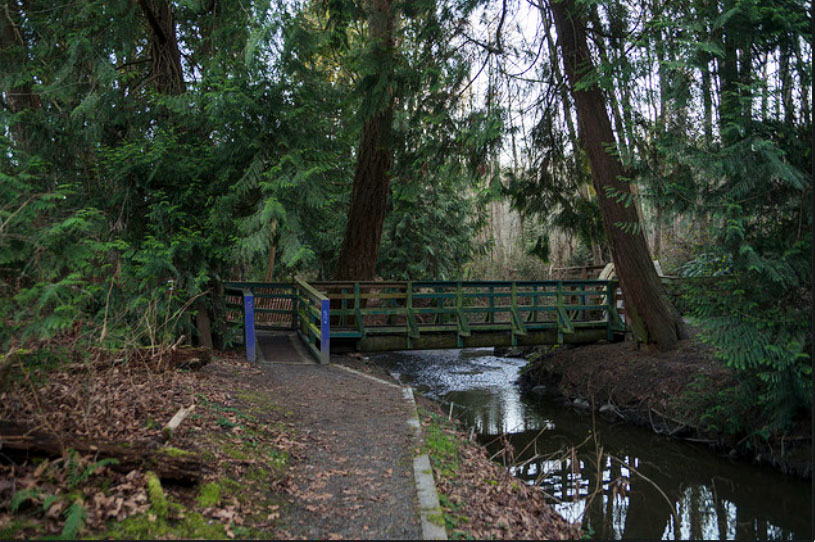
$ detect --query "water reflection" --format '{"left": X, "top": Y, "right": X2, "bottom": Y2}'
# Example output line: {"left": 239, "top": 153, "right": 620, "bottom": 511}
{"left": 373, "top": 348, "right": 811, "bottom": 541}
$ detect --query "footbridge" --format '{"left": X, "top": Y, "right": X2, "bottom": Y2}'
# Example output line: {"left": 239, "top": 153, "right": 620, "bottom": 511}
{"left": 225, "top": 279, "right": 627, "bottom": 363}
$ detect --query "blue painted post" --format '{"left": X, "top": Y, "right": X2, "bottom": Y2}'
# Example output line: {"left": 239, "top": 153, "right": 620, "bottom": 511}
{"left": 243, "top": 289, "right": 256, "bottom": 362}
{"left": 320, "top": 298, "right": 330, "bottom": 364}
{"left": 606, "top": 281, "right": 613, "bottom": 342}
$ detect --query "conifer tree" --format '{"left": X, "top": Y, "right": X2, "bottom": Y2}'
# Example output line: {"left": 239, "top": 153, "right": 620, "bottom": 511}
{"left": 550, "top": 0, "right": 687, "bottom": 350}
{"left": 334, "top": 0, "right": 396, "bottom": 281}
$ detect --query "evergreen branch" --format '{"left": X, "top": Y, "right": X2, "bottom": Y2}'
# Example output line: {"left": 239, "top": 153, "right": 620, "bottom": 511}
{"left": 115, "top": 58, "right": 153, "bottom": 71}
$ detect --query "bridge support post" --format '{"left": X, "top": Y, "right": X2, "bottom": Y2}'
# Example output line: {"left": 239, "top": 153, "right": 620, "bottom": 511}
{"left": 320, "top": 297, "right": 330, "bottom": 364}
{"left": 556, "top": 282, "right": 564, "bottom": 345}
{"left": 243, "top": 289, "right": 256, "bottom": 362}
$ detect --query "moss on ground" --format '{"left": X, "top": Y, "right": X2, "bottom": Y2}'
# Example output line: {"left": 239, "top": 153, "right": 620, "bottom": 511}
{"left": 234, "top": 390, "right": 279, "bottom": 416}
{"left": 420, "top": 408, "right": 460, "bottom": 479}
{"left": 95, "top": 508, "right": 228, "bottom": 540}
{"left": 0, "top": 519, "right": 37, "bottom": 539}
{"left": 158, "top": 446, "right": 196, "bottom": 458}
{"left": 419, "top": 407, "right": 472, "bottom": 538}
{"left": 196, "top": 482, "right": 222, "bottom": 508}
{"left": 145, "top": 471, "right": 168, "bottom": 519}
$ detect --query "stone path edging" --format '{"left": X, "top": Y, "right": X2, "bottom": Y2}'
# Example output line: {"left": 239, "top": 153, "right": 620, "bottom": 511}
{"left": 330, "top": 364, "right": 447, "bottom": 540}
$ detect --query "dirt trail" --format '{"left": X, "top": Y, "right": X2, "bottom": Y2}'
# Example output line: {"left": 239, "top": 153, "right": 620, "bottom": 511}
{"left": 256, "top": 333, "right": 422, "bottom": 540}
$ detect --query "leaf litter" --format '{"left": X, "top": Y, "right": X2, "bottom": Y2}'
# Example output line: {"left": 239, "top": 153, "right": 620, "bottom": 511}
{"left": 419, "top": 404, "right": 582, "bottom": 540}
{"left": 1, "top": 349, "right": 300, "bottom": 538}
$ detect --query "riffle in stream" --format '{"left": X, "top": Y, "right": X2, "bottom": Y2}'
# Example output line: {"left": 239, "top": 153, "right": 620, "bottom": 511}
{"left": 371, "top": 348, "right": 811, "bottom": 541}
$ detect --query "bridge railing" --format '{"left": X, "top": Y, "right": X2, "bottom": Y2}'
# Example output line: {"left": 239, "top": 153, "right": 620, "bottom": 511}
{"left": 225, "top": 279, "right": 626, "bottom": 359}
{"left": 312, "top": 280, "right": 626, "bottom": 346}
{"left": 225, "top": 281, "right": 297, "bottom": 362}
{"left": 224, "top": 281, "right": 296, "bottom": 329}
{"left": 293, "top": 278, "right": 331, "bottom": 364}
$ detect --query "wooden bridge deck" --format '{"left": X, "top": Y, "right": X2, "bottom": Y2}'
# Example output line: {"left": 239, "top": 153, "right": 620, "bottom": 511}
{"left": 225, "top": 280, "right": 626, "bottom": 363}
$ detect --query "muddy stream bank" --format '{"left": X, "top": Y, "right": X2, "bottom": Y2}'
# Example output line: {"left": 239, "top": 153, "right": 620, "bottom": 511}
{"left": 370, "top": 348, "right": 811, "bottom": 541}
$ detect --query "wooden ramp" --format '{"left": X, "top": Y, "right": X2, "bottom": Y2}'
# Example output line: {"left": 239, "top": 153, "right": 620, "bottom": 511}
{"left": 256, "top": 331, "right": 313, "bottom": 364}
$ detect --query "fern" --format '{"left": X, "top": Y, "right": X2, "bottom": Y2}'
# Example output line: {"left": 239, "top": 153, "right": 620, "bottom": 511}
{"left": 10, "top": 488, "right": 40, "bottom": 512}
{"left": 60, "top": 501, "right": 87, "bottom": 539}
{"left": 65, "top": 449, "right": 119, "bottom": 489}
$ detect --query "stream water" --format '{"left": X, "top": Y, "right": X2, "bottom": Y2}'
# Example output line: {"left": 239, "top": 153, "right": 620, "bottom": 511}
{"left": 371, "top": 348, "right": 811, "bottom": 540}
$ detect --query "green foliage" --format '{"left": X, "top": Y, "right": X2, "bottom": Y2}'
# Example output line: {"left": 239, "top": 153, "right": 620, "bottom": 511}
{"left": 41, "top": 495, "right": 60, "bottom": 513}
{"left": 9, "top": 488, "right": 41, "bottom": 513}
{"left": 663, "top": 118, "right": 813, "bottom": 433}
{"left": 65, "top": 450, "right": 119, "bottom": 489}
{"left": 504, "top": 109, "right": 605, "bottom": 265}
{"left": 656, "top": 122, "right": 811, "bottom": 437}
{"left": 0, "top": 0, "right": 292, "bottom": 351}
{"left": 569, "top": 0, "right": 815, "bottom": 435}
{"left": 1, "top": 0, "right": 496, "bottom": 360}
{"left": 60, "top": 501, "right": 87, "bottom": 540}
{"left": 421, "top": 409, "right": 461, "bottom": 478}
{"left": 216, "top": 417, "right": 241, "bottom": 430}
{"left": 680, "top": 374, "right": 757, "bottom": 436}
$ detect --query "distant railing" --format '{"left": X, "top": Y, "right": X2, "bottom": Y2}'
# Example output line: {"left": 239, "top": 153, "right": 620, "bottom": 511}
{"left": 547, "top": 264, "right": 609, "bottom": 280}
{"left": 224, "top": 281, "right": 295, "bottom": 329}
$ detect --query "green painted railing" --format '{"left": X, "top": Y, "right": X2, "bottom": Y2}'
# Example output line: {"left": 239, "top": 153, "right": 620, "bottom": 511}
{"left": 293, "top": 278, "right": 331, "bottom": 364}
{"left": 312, "top": 280, "right": 625, "bottom": 348}
{"left": 225, "top": 279, "right": 626, "bottom": 360}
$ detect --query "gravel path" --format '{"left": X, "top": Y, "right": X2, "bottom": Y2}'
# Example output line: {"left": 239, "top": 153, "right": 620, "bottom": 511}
{"left": 255, "top": 335, "right": 422, "bottom": 539}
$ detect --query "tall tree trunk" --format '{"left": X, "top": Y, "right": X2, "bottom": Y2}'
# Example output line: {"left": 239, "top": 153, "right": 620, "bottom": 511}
{"left": 652, "top": 17, "right": 668, "bottom": 260}
{"left": 550, "top": 0, "right": 686, "bottom": 350}
{"left": 1, "top": 1, "right": 41, "bottom": 147}
{"left": 700, "top": 54, "right": 714, "bottom": 145}
{"left": 792, "top": 38, "right": 810, "bottom": 124}
{"left": 759, "top": 52, "right": 769, "bottom": 118}
{"left": 543, "top": 4, "right": 606, "bottom": 264}
{"left": 717, "top": 0, "right": 753, "bottom": 142}
{"left": 136, "top": 0, "right": 207, "bottom": 347}
{"left": 195, "top": 300, "right": 213, "bottom": 348}
{"left": 779, "top": 45, "right": 792, "bottom": 123}
{"left": 137, "top": 0, "right": 184, "bottom": 95}
{"left": 588, "top": 6, "right": 629, "bottom": 158}
{"left": 264, "top": 221, "right": 277, "bottom": 281}
{"left": 334, "top": 0, "right": 395, "bottom": 280}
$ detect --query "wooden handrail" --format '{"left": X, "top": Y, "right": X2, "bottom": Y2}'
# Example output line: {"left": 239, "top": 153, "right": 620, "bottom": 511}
{"left": 226, "top": 278, "right": 629, "bottom": 357}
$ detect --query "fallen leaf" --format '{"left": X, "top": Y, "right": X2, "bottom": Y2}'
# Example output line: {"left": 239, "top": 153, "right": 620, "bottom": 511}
{"left": 45, "top": 501, "right": 64, "bottom": 519}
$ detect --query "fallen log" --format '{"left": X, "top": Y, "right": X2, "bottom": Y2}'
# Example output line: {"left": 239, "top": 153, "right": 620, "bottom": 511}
{"left": 169, "top": 346, "right": 211, "bottom": 370}
{"left": 0, "top": 421, "right": 203, "bottom": 484}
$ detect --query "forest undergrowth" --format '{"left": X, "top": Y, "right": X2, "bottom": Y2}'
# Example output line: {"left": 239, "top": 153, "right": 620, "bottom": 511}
{"left": 0, "top": 346, "right": 300, "bottom": 539}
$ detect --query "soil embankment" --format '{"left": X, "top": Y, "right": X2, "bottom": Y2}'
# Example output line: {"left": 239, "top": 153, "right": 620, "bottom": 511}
{"left": 516, "top": 337, "right": 812, "bottom": 478}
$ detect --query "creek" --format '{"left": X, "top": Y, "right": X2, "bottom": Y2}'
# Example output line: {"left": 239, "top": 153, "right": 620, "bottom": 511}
{"left": 371, "top": 348, "right": 811, "bottom": 540}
